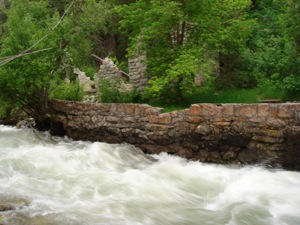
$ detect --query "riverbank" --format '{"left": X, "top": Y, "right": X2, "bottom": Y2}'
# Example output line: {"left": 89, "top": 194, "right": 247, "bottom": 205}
{"left": 50, "top": 100, "right": 300, "bottom": 170}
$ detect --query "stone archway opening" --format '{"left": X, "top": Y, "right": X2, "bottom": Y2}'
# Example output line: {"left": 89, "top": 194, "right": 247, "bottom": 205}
{"left": 50, "top": 121, "right": 66, "bottom": 137}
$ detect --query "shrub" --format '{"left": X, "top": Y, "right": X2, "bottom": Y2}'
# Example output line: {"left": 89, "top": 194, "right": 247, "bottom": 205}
{"left": 98, "top": 78, "right": 140, "bottom": 103}
{"left": 50, "top": 81, "right": 85, "bottom": 101}
{"left": 282, "top": 75, "right": 300, "bottom": 94}
{"left": 143, "top": 50, "right": 207, "bottom": 105}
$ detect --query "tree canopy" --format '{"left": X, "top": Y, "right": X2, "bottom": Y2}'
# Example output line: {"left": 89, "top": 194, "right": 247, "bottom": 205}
{"left": 0, "top": 0, "right": 299, "bottom": 125}
{"left": 0, "top": 0, "right": 65, "bottom": 128}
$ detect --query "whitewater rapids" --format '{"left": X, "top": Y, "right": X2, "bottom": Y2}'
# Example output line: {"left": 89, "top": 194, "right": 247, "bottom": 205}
{"left": 0, "top": 125, "right": 299, "bottom": 225}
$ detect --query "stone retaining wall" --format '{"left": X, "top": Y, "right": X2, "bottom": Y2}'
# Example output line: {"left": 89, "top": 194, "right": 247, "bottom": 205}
{"left": 50, "top": 100, "right": 300, "bottom": 170}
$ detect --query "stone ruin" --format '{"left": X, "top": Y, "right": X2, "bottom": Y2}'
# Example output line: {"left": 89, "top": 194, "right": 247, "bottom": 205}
{"left": 74, "top": 68, "right": 95, "bottom": 94}
{"left": 94, "top": 57, "right": 133, "bottom": 94}
{"left": 76, "top": 50, "right": 214, "bottom": 101}
{"left": 128, "top": 54, "right": 148, "bottom": 91}
{"left": 73, "top": 54, "right": 148, "bottom": 102}
{"left": 93, "top": 54, "right": 148, "bottom": 98}
{"left": 93, "top": 35, "right": 148, "bottom": 95}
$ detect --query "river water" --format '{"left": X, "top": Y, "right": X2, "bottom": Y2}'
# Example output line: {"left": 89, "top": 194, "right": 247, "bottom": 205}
{"left": 0, "top": 125, "right": 300, "bottom": 225}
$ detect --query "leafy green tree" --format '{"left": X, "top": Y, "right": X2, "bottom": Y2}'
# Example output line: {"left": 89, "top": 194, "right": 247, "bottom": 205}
{"left": 279, "top": 0, "right": 300, "bottom": 95}
{"left": 117, "top": 0, "right": 254, "bottom": 104}
{"left": 47, "top": 0, "right": 122, "bottom": 78}
{"left": 50, "top": 80, "right": 85, "bottom": 101}
{"left": 0, "top": 0, "right": 67, "bottom": 129}
{"left": 0, "top": 0, "right": 127, "bottom": 128}
{"left": 143, "top": 49, "right": 203, "bottom": 104}
{"left": 237, "top": 0, "right": 300, "bottom": 98}
{"left": 281, "top": 0, "right": 300, "bottom": 50}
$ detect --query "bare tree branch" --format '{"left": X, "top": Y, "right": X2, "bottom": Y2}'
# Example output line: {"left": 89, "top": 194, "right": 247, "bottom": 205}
{"left": 91, "top": 54, "right": 104, "bottom": 62}
{"left": 0, "top": 48, "right": 53, "bottom": 66}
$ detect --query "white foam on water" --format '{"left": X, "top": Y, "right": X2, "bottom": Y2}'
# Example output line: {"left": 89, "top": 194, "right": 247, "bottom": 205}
{"left": 0, "top": 125, "right": 299, "bottom": 225}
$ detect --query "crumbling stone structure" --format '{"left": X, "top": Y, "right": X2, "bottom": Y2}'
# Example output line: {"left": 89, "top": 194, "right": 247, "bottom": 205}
{"left": 94, "top": 58, "right": 133, "bottom": 93}
{"left": 128, "top": 54, "right": 148, "bottom": 91}
{"left": 74, "top": 68, "right": 95, "bottom": 93}
{"left": 50, "top": 100, "right": 300, "bottom": 170}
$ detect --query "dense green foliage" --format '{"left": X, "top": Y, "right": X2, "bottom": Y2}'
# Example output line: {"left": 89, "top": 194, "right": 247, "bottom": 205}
{"left": 98, "top": 78, "right": 140, "bottom": 103}
{"left": 0, "top": 0, "right": 65, "bottom": 128}
{"left": 117, "top": 0, "right": 256, "bottom": 104}
{"left": 50, "top": 81, "right": 85, "bottom": 101}
{"left": 0, "top": 0, "right": 299, "bottom": 125}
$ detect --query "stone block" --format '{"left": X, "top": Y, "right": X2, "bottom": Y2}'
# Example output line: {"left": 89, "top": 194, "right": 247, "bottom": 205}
{"left": 190, "top": 104, "right": 201, "bottom": 115}
{"left": 177, "top": 109, "right": 189, "bottom": 116}
{"left": 213, "top": 121, "right": 231, "bottom": 126}
{"left": 213, "top": 117, "right": 233, "bottom": 122}
{"left": 234, "top": 105, "right": 241, "bottom": 117}
{"left": 277, "top": 106, "right": 294, "bottom": 118}
{"left": 145, "top": 124, "right": 167, "bottom": 131}
{"left": 115, "top": 104, "right": 124, "bottom": 115}
{"left": 238, "top": 117, "right": 246, "bottom": 122}
{"left": 269, "top": 144, "right": 286, "bottom": 151}
{"left": 84, "top": 116, "right": 90, "bottom": 122}
{"left": 200, "top": 104, "right": 222, "bottom": 116}
{"left": 91, "top": 116, "right": 97, "bottom": 123}
{"left": 252, "top": 135, "right": 284, "bottom": 143}
{"left": 158, "top": 114, "right": 172, "bottom": 124}
{"left": 136, "top": 62, "right": 145, "bottom": 68}
{"left": 238, "top": 148, "right": 258, "bottom": 163}
{"left": 70, "top": 110, "right": 83, "bottom": 116}
{"left": 106, "top": 116, "right": 119, "bottom": 123}
{"left": 266, "top": 118, "right": 287, "bottom": 128}
{"left": 123, "top": 117, "right": 136, "bottom": 123}
{"left": 177, "top": 148, "right": 194, "bottom": 159}
{"left": 71, "top": 102, "right": 83, "bottom": 111}
{"left": 240, "top": 105, "right": 257, "bottom": 118}
{"left": 263, "top": 129, "right": 284, "bottom": 138}
{"left": 153, "top": 130, "right": 167, "bottom": 136}
{"left": 195, "top": 125, "right": 211, "bottom": 135}
{"left": 222, "top": 150, "right": 237, "bottom": 161}
{"left": 94, "top": 104, "right": 110, "bottom": 112}
{"left": 264, "top": 150, "right": 280, "bottom": 158}
{"left": 110, "top": 104, "right": 117, "bottom": 114}
{"left": 145, "top": 107, "right": 163, "bottom": 115}
{"left": 207, "top": 151, "right": 222, "bottom": 162}
{"left": 149, "top": 115, "right": 159, "bottom": 124}
{"left": 167, "top": 127, "right": 180, "bottom": 138}
{"left": 269, "top": 105, "right": 278, "bottom": 117}
{"left": 186, "top": 116, "right": 203, "bottom": 123}
{"left": 222, "top": 104, "right": 235, "bottom": 116}
{"left": 134, "top": 106, "right": 142, "bottom": 117}
{"left": 131, "top": 75, "right": 140, "bottom": 80}
{"left": 88, "top": 110, "right": 96, "bottom": 116}
{"left": 249, "top": 118, "right": 265, "bottom": 124}
{"left": 257, "top": 105, "right": 269, "bottom": 117}
{"left": 138, "top": 117, "right": 149, "bottom": 123}
{"left": 124, "top": 104, "right": 135, "bottom": 115}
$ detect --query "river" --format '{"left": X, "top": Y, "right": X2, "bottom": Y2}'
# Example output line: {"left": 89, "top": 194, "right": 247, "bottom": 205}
{"left": 0, "top": 125, "right": 299, "bottom": 225}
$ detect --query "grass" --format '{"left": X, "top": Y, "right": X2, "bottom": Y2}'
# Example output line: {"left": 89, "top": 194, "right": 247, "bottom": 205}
{"left": 194, "top": 84, "right": 289, "bottom": 104}
{"left": 196, "top": 89, "right": 259, "bottom": 104}
{"left": 150, "top": 85, "right": 299, "bottom": 112}
{"left": 150, "top": 104, "right": 188, "bottom": 112}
